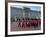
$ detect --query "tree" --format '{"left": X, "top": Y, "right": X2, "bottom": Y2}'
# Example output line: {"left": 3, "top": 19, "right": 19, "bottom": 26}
{"left": 24, "top": 7, "right": 31, "bottom": 12}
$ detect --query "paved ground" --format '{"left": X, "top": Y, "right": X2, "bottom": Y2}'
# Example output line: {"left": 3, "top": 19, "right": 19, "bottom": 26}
{"left": 11, "top": 22, "right": 41, "bottom": 31}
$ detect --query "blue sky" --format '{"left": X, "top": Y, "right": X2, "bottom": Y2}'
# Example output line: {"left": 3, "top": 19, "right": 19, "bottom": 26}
{"left": 12, "top": 6, "right": 41, "bottom": 11}
{"left": 29, "top": 6, "right": 41, "bottom": 11}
